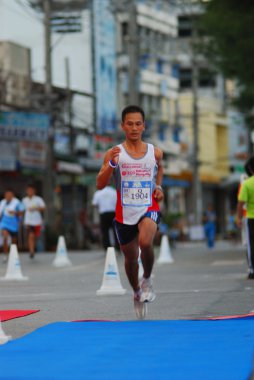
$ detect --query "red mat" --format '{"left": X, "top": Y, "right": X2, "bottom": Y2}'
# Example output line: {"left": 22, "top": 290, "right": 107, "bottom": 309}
{"left": 204, "top": 312, "right": 254, "bottom": 320}
{"left": 0, "top": 310, "right": 40, "bottom": 322}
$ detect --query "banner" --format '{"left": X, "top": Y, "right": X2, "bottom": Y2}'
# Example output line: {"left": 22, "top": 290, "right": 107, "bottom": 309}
{"left": 19, "top": 141, "right": 47, "bottom": 169}
{"left": 0, "top": 111, "right": 49, "bottom": 142}
{"left": 0, "top": 141, "right": 17, "bottom": 171}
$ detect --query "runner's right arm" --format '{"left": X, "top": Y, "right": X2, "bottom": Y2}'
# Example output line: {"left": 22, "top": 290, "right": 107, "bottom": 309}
{"left": 96, "top": 146, "right": 121, "bottom": 189}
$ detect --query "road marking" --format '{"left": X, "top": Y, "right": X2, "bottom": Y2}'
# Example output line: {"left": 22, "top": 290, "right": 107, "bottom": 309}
{"left": 211, "top": 260, "right": 245, "bottom": 266}
{"left": 0, "top": 293, "right": 55, "bottom": 298}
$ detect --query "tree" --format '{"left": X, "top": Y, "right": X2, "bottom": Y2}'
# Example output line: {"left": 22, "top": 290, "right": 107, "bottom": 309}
{"left": 200, "top": 0, "right": 254, "bottom": 128}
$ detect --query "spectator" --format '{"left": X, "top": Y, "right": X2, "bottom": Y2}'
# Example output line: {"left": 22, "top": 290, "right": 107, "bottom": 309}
{"left": 92, "top": 185, "right": 119, "bottom": 252}
{"left": 203, "top": 204, "right": 216, "bottom": 249}
{"left": 226, "top": 210, "right": 238, "bottom": 242}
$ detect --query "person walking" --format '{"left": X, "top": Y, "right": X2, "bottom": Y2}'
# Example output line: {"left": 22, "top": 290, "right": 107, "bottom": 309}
{"left": 203, "top": 204, "right": 216, "bottom": 249}
{"left": 0, "top": 189, "right": 24, "bottom": 262}
{"left": 96, "top": 105, "right": 164, "bottom": 318}
{"left": 22, "top": 184, "right": 45, "bottom": 258}
{"left": 237, "top": 156, "right": 254, "bottom": 279}
{"left": 92, "top": 185, "right": 119, "bottom": 252}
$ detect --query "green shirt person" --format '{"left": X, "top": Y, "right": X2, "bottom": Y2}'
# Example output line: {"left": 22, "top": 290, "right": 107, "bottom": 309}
{"left": 237, "top": 156, "right": 254, "bottom": 279}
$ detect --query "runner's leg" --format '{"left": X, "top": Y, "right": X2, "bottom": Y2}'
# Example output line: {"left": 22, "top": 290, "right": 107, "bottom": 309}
{"left": 28, "top": 229, "right": 36, "bottom": 257}
{"left": 2, "top": 230, "right": 9, "bottom": 255}
{"left": 138, "top": 217, "right": 158, "bottom": 279}
{"left": 120, "top": 237, "right": 139, "bottom": 292}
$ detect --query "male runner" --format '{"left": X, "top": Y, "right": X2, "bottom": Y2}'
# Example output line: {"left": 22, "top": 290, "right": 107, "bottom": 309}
{"left": 237, "top": 156, "right": 254, "bottom": 279}
{"left": 22, "top": 184, "right": 45, "bottom": 258}
{"left": 96, "top": 105, "right": 164, "bottom": 318}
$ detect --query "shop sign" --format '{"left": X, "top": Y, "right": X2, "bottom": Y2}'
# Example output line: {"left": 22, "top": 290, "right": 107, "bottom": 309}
{"left": 19, "top": 141, "right": 47, "bottom": 169}
{"left": 0, "top": 141, "right": 17, "bottom": 171}
{"left": 94, "top": 135, "right": 113, "bottom": 159}
{"left": 0, "top": 111, "right": 49, "bottom": 142}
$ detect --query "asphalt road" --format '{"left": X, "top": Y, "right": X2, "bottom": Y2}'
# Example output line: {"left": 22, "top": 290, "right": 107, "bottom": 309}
{"left": 0, "top": 240, "right": 253, "bottom": 340}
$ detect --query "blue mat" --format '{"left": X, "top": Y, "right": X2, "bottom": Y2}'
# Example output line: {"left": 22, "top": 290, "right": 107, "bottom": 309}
{"left": 0, "top": 320, "right": 254, "bottom": 380}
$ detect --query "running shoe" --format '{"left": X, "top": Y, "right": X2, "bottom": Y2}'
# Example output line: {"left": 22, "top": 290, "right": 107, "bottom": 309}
{"left": 133, "top": 290, "right": 147, "bottom": 320}
{"left": 140, "top": 277, "right": 156, "bottom": 302}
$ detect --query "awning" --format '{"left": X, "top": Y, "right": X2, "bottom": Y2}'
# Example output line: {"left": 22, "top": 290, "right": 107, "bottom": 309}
{"left": 56, "top": 161, "right": 84, "bottom": 175}
{"left": 162, "top": 177, "right": 190, "bottom": 188}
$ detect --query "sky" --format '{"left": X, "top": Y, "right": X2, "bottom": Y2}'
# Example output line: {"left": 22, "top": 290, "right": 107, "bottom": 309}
{"left": 0, "top": 0, "right": 92, "bottom": 92}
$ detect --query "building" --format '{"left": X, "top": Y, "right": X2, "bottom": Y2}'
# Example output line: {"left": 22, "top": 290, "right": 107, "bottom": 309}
{"left": 170, "top": 2, "right": 249, "bottom": 235}
{"left": 114, "top": 0, "right": 190, "bottom": 228}
{"left": 0, "top": 1, "right": 94, "bottom": 248}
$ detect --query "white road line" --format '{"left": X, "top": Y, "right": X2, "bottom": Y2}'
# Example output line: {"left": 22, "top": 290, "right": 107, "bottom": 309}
{"left": 211, "top": 260, "right": 245, "bottom": 266}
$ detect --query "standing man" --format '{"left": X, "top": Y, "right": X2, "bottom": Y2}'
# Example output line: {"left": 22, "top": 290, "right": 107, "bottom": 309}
{"left": 96, "top": 105, "right": 164, "bottom": 318}
{"left": 203, "top": 204, "right": 216, "bottom": 249}
{"left": 22, "top": 184, "right": 46, "bottom": 258}
{"left": 237, "top": 156, "right": 254, "bottom": 279}
{"left": 92, "top": 184, "right": 119, "bottom": 252}
{"left": 0, "top": 189, "right": 24, "bottom": 262}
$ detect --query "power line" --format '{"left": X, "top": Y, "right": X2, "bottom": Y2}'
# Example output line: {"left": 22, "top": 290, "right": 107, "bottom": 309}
{"left": 14, "top": 0, "right": 43, "bottom": 22}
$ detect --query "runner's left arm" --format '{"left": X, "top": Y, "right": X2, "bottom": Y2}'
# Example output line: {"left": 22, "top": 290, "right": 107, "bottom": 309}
{"left": 154, "top": 147, "right": 164, "bottom": 202}
{"left": 96, "top": 146, "right": 121, "bottom": 189}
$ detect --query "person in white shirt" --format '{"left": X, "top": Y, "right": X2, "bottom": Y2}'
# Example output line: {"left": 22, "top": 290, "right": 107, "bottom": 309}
{"left": 22, "top": 184, "right": 46, "bottom": 258}
{"left": 92, "top": 185, "right": 119, "bottom": 251}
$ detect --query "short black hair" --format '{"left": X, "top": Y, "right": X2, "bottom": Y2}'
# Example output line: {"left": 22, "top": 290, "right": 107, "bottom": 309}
{"left": 26, "top": 183, "right": 36, "bottom": 190}
{"left": 245, "top": 156, "right": 254, "bottom": 176}
{"left": 121, "top": 105, "right": 145, "bottom": 122}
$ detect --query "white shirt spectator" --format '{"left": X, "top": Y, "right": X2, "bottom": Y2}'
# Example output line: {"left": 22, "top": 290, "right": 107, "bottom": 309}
{"left": 22, "top": 195, "right": 45, "bottom": 226}
{"left": 92, "top": 186, "right": 117, "bottom": 214}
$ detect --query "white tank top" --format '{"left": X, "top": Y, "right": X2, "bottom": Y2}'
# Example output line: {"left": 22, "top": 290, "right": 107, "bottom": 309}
{"left": 113, "top": 143, "right": 159, "bottom": 225}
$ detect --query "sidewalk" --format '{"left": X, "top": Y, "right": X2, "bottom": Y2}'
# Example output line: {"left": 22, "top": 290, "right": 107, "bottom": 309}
{"left": 173, "top": 239, "right": 245, "bottom": 252}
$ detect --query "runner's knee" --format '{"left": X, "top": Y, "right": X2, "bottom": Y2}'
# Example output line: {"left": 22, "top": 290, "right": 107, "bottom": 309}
{"left": 139, "top": 239, "right": 153, "bottom": 251}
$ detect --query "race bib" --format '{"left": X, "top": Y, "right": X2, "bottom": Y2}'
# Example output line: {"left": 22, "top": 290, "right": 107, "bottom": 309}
{"left": 121, "top": 180, "right": 152, "bottom": 207}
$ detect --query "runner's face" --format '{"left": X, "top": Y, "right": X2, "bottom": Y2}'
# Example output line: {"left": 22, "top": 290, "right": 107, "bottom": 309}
{"left": 5, "top": 191, "right": 14, "bottom": 201}
{"left": 121, "top": 112, "right": 145, "bottom": 142}
{"left": 26, "top": 187, "right": 35, "bottom": 197}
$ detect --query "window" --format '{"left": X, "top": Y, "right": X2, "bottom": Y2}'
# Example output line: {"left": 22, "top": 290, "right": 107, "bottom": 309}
{"left": 178, "top": 16, "right": 192, "bottom": 37}
{"left": 179, "top": 68, "right": 192, "bottom": 89}
{"left": 179, "top": 67, "right": 216, "bottom": 89}
{"left": 199, "top": 68, "right": 216, "bottom": 88}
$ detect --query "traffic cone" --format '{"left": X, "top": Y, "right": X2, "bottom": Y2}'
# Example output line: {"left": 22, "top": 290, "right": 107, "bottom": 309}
{"left": 97, "top": 247, "right": 126, "bottom": 295}
{"left": 2, "top": 244, "right": 28, "bottom": 281}
{"left": 52, "top": 236, "right": 72, "bottom": 268}
{"left": 0, "top": 319, "right": 11, "bottom": 344}
{"left": 157, "top": 235, "right": 174, "bottom": 264}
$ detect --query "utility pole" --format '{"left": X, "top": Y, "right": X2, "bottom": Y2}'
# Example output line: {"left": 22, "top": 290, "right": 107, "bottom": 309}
{"left": 90, "top": 0, "right": 97, "bottom": 133}
{"left": 128, "top": 0, "right": 139, "bottom": 104}
{"left": 43, "top": 0, "right": 56, "bottom": 236}
{"left": 65, "top": 57, "right": 80, "bottom": 248}
{"left": 191, "top": 17, "right": 202, "bottom": 225}
{"left": 88, "top": 0, "right": 98, "bottom": 238}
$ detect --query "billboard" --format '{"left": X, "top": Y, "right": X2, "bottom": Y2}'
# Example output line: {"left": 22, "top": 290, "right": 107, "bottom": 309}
{"left": 0, "top": 142, "right": 17, "bottom": 171}
{"left": 0, "top": 111, "right": 50, "bottom": 142}
{"left": 93, "top": 0, "right": 118, "bottom": 134}
{"left": 19, "top": 141, "right": 47, "bottom": 170}
{"left": 94, "top": 135, "right": 114, "bottom": 159}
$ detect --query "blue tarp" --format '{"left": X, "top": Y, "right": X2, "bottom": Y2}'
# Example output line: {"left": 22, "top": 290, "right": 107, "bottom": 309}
{"left": 0, "top": 320, "right": 253, "bottom": 380}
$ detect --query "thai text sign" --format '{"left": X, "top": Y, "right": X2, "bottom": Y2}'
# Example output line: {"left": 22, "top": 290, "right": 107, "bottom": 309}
{"left": 0, "top": 111, "right": 49, "bottom": 142}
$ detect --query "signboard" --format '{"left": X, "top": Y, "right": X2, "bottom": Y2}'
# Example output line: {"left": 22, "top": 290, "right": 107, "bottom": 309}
{"left": 0, "top": 141, "right": 17, "bottom": 171}
{"left": 93, "top": 0, "right": 118, "bottom": 133}
{"left": 19, "top": 141, "right": 47, "bottom": 169}
{"left": 0, "top": 111, "right": 50, "bottom": 142}
{"left": 94, "top": 135, "right": 113, "bottom": 159}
